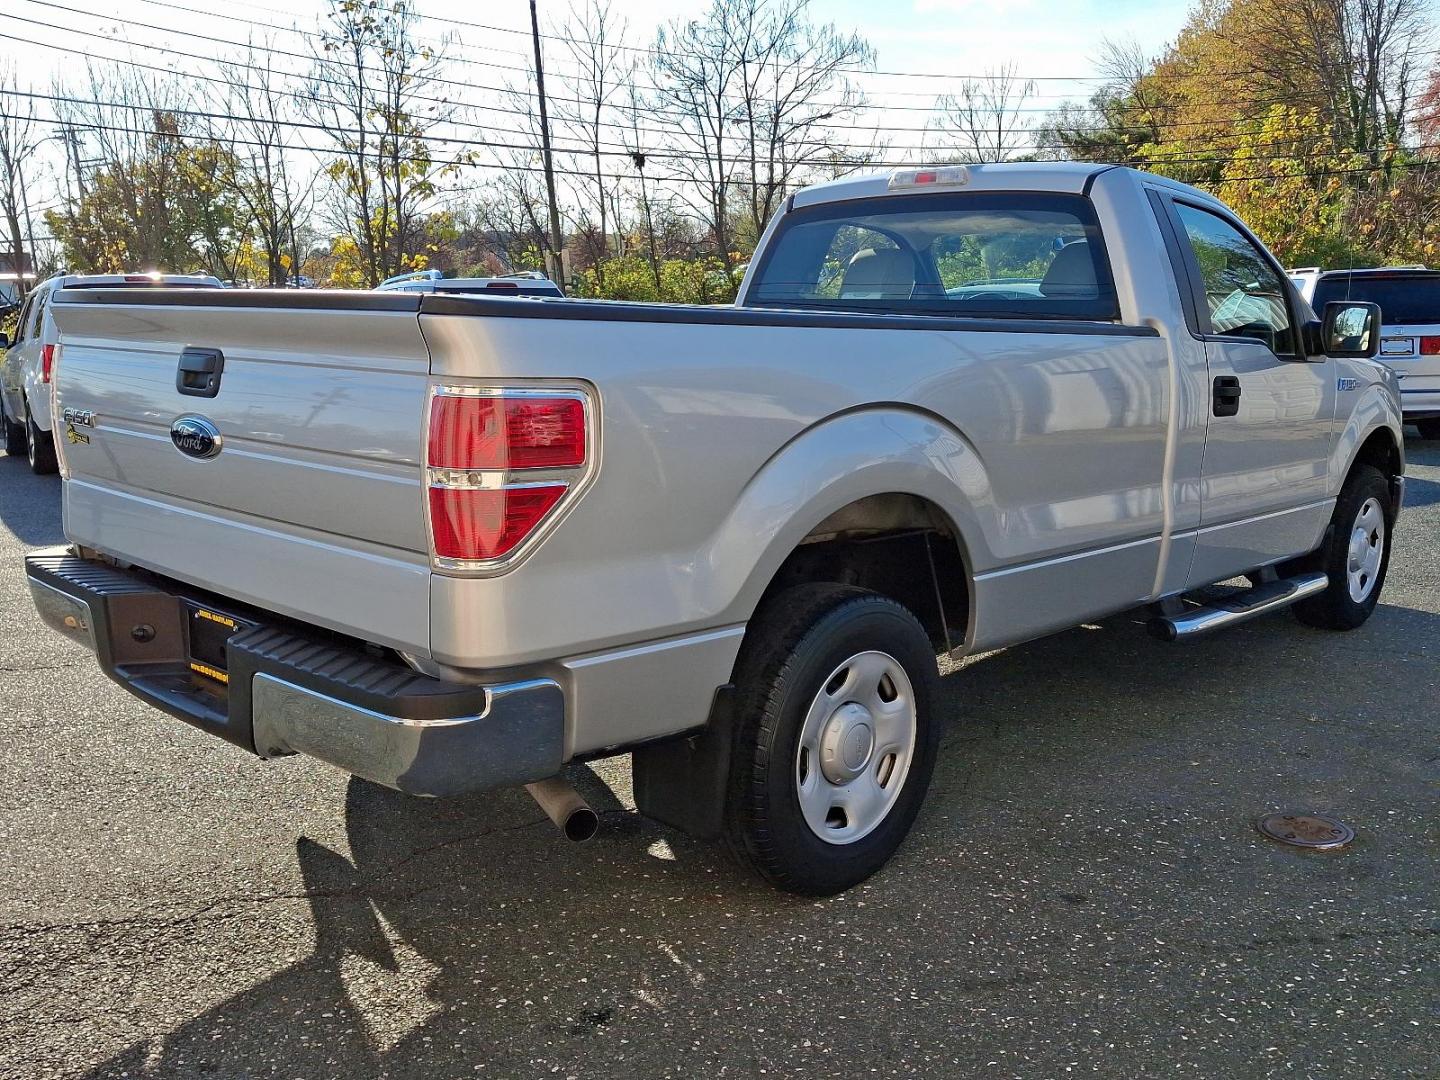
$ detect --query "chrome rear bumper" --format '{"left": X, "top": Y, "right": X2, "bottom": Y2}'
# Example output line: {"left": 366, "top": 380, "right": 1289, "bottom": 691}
{"left": 24, "top": 547, "right": 565, "bottom": 797}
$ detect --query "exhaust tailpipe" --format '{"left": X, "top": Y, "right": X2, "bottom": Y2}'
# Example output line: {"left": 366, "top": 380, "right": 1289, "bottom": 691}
{"left": 525, "top": 777, "right": 599, "bottom": 842}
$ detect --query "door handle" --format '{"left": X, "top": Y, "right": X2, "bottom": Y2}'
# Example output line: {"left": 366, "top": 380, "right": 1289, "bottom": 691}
{"left": 176, "top": 347, "right": 225, "bottom": 398}
{"left": 1213, "top": 375, "right": 1242, "bottom": 417}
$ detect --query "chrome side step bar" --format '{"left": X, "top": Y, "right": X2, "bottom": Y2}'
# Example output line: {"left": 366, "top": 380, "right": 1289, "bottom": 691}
{"left": 1148, "top": 572, "right": 1329, "bottom": 641}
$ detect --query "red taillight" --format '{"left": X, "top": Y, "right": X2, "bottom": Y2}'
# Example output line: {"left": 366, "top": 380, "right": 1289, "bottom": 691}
{"left": 428, "top": 484, "right": 567, "bottom": 561}
{"left": 425, "top": 388, "right": 589, "bottom": 566}
{"left": 1421, "top": 336, "right": 1440, "bottom": 355}
{"left": 40, "top": 343, "right": 55, "bottom": 383}
{"left": 428, "top": 394, "right": 585, "bottom": 470}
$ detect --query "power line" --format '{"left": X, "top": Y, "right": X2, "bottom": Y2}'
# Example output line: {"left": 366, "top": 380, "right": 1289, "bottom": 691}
{"left": 13, "top": 0, "right": 1361, "bottom": 120}
{"left": 170, "top": 0, "right": 1440, "bottom": 87}
{"left": 6, "top": 84, "right": 1415, "bottom": 174}
{"left": 0, "top": 106, "right": 870, "bottom": 189}
{"left": 8, "top": 92, "right": 1435, "bottom": 186}
{"left": 7, "top": 20, "right": 1386, "bottom": 166}
{"left": 5, "top": 3, "right": 1396, "bottom": 149}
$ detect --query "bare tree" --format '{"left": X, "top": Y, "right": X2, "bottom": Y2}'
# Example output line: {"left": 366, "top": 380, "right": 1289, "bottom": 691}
{"left": 618, "top": 83, "right": 663, "bottom": 289}
{"left": 305, "top": 0, "right": 468, "bottom": 286}
{"left": 213, "top": 45, "right": 314, "bottom": 285}
{"left": 552, "top": 0, "right": 634, "bottom": 276}
{"left": 0, "top": 62, "right": 42, "bottom": 296}
{"left": 649, "top": 0, "right": 747, "bottom": 271}
{"left": 650, "top": 0, "right": 873, "bottom": 272}
{"left": 934, "top": 62, "right": 1038, "bottom": 162}
{"left": 1096, "top": 38, "right": 1171, "bottom": 146}
{"left": 734, "top": 0, "right": 873, "bottom": 243}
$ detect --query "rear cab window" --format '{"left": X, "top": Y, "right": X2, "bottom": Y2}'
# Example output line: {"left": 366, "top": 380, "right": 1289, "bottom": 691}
{"left": 747, "top": 192, "right": 1119, "bottom": 321}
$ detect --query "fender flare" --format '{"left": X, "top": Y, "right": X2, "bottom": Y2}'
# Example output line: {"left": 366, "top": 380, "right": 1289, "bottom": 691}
{"left": 697, "top": 405, "right": 994, "bottom": 627}
{"left": 1330, "top": 384, "right": 1403, "bottom": 493}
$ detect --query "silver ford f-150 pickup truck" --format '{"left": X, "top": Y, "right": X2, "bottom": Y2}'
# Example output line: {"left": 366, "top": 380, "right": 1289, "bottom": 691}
{"left": 26, "top": 163, "right": 1403, "bottom": 895}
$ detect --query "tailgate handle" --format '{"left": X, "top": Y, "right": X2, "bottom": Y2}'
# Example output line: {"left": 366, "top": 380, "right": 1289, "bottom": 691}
{"left": 176, "top": 347, "right": 225, "bottom": 398}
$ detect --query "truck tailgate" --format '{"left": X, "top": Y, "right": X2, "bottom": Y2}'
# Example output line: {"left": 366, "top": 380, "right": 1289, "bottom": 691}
{"left": 49, "top": 290, "right": 435, "bottom": 655}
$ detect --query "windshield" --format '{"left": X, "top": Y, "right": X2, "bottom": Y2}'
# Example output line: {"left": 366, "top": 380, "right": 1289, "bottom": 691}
{"left": 1311, "top": 274, "right": 1440, "bottom": 325}
{"left": 748, "top": 191, "right": 1118, "bottom": 321}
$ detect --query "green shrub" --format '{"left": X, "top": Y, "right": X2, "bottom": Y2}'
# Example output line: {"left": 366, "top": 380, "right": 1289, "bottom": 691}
{"left": 578, "top": 256, "right": 739, "bottom": 305}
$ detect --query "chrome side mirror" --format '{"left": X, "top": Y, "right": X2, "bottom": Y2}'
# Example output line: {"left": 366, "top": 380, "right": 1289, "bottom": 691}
{"left": 1322, "top": 300, "right": 1381, "bottom": 359}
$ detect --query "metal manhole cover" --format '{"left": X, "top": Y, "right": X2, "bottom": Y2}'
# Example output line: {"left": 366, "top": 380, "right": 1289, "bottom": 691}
{"left": 1256, "top": 813, "right": 1354, "bottom": 850}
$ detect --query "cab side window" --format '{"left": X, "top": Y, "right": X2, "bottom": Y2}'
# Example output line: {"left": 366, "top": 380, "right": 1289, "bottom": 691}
{"left": 1174, "top": 203, "right": 1295, "bottom": 355}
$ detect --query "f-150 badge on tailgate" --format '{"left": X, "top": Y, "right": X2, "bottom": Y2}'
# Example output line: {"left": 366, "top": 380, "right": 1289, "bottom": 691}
{"left": 170, "top": 415, "right": 223, "bottom": 460}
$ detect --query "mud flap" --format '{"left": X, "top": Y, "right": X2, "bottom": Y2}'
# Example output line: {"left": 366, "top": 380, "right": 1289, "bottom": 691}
{"left": 631, "top": 685, "right": 735, "bottom": 840}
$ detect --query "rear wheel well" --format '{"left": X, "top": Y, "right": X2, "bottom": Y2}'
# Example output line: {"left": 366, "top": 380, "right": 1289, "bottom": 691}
{"left": 760, "top": 493, "right": 969, "bottom": 652}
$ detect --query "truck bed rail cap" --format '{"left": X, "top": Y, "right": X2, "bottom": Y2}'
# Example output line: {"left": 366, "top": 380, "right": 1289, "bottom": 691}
{"left": 419, "top": 294, "right": 1159, "bottom": 337}
{"left": 50, "top": 287, "right": 422, "bottom": 312}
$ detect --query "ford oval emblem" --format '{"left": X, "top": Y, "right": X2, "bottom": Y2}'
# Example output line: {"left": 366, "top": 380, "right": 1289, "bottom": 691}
{"left": 170, "top": 415, "right": 222, "bottom": 459}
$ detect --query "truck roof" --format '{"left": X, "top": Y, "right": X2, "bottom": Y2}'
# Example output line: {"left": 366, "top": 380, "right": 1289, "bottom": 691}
{"left": 792, "top": 162, "right": 1218, "bottom": 209}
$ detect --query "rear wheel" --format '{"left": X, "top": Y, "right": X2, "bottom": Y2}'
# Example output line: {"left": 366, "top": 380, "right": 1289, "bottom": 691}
{"left": 1414, "top": 418, "right": 1440, "bottom": 441}
{"left": 1294, "top": 464, "right": 1392, "bottom": 630}
{"left": 723, "top": 583, "right": 941, "bottom": 895}
{"left": 25, "top": 404, "right": 58, "bottom": 475}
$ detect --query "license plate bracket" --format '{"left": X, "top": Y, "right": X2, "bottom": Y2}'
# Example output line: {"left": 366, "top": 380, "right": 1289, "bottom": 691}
{"left": 186, "top": 604, "right": 251, "bottom": 685}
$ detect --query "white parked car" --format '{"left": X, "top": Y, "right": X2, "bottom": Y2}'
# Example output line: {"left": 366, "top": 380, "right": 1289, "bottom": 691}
{"left": 1, "top": 272, "right": 223, "bottom": 472}
{"left": 375, "top": 268, "right": 563, "bottom": 298}
{"left": 1290, "top": 266, "right": 1440, "bottom": 438}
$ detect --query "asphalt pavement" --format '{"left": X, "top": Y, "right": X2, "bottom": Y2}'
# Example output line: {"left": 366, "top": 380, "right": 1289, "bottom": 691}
{"left": 1, "top": 440, "right": 1437, "bottom": 1079}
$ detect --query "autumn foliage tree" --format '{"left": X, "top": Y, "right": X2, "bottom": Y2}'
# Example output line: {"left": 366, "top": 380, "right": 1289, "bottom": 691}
{"left": 1042, "top": 0, "right": 1440, "bottom": 266}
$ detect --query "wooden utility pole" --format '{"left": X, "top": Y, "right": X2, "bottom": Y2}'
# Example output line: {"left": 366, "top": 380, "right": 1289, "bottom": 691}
{"left": 529, "top": 0, "right": 565, "bottom": 289}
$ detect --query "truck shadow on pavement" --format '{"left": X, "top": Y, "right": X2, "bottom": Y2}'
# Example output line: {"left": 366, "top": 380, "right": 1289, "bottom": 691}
{"left": 0, "top": 453, "right": 64, "bottom": 547}
{"left": 77, "top": 593, "right": 1440, "bottom": 1078}
{"left": 1401, "top": 473, "right": 1440, "bottom": 507}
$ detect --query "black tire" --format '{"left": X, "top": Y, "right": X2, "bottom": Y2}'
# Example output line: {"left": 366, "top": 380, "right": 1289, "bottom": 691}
{"left": 1293, "top": 464, "right": 1392, "bottom": 631}
{"left": 26, "top": 408, "right": 58, "bottom": 475}
{"left": 1414, "top": 418, "right": 1440, "bottom": 441}
{"left": 723, "top": 583, "right": 941, "bottom": 896}
{"left": 2, "top": 408, "right": 24, "bottom": 457}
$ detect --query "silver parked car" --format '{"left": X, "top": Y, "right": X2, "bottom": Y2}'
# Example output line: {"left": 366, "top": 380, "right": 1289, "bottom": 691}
{"left": 2, "top": 272, "right": 223, "bottom": 473}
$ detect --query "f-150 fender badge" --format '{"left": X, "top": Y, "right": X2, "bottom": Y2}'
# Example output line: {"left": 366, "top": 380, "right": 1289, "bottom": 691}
{"left": 170, "top": 415, "right": 223, "bottom": 459}
{"left": 1337, "top": 377, "right": 1361, "bottom": 392}
{"left": 61, "top": 407, "right": 95, "bottom": 427}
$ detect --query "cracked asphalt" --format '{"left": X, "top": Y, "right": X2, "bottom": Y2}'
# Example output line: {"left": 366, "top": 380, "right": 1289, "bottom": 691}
{"left": 1, "top": 439, "right": 1438, "bottom": 1080}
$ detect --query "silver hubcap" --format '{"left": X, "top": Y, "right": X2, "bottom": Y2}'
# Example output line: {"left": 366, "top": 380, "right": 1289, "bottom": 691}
{"left": 795, "top": 650, "right": 916, "bottom": 845}
{"left": 1345, "top": 497, "right": 1384, "bottom": 603}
